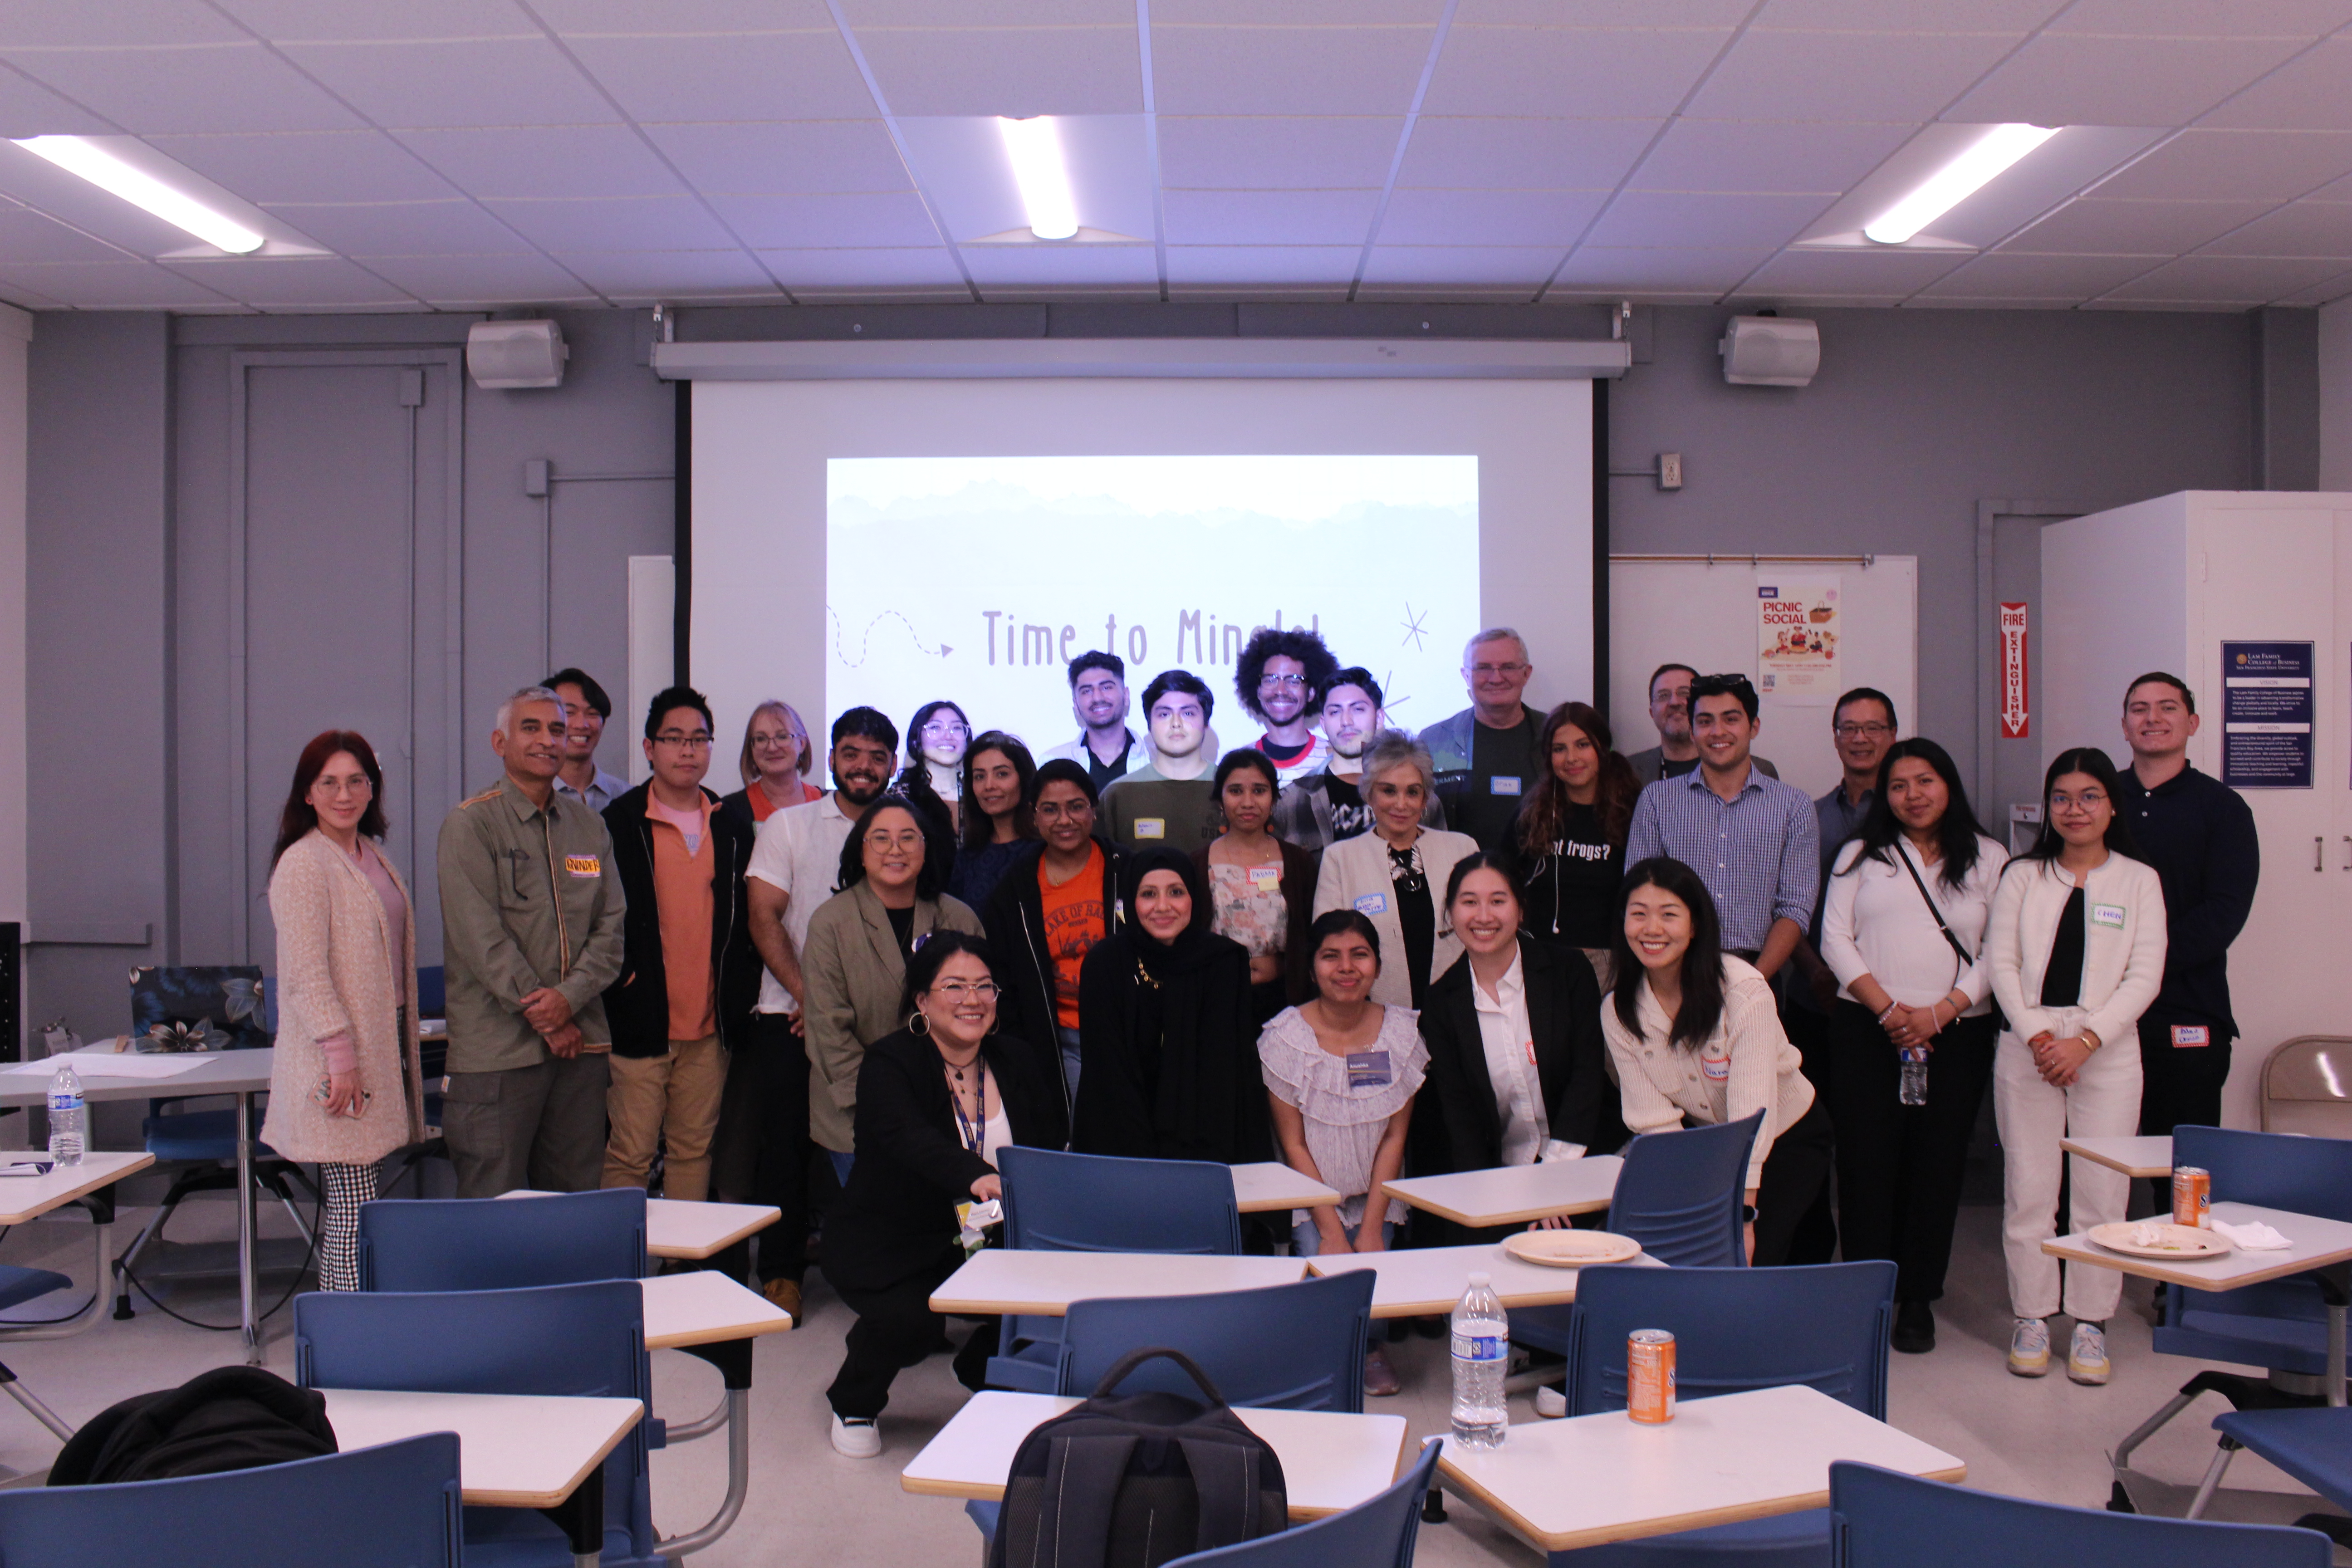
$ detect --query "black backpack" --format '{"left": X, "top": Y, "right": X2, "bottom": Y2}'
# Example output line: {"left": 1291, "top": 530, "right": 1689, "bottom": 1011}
{"left": 49, "top": 1367, "right": 337, "bottom": 1486}
{"left": 989, "top": 1348, "right": 1288, "bottom": 1568}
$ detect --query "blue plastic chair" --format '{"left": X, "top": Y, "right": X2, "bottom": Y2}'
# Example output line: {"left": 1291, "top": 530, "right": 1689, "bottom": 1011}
{"left": 988, "top": 1148, "right": 1244, "bottom": 1393}
{"left": 1553, "top": 1261, "right": 1896, "bottom": 1567}
{"left": 0, "top": 1432, "right": 464, "bottom": 1568}
{"left": 294, "top": 1281, "right": 661, "bottom": 1568}
{"left": 1162, "top": 1438, "right": 1443, "bottom": 1568}
{"left": 1828, "top": 1460, "right": 2329, "bottom": 1568}
{"left": 357, "top": 1188, "right": 649, "bottom": 1291}
{"left": 2195, "top": 1406, "right": 2352, "bottom": 1540}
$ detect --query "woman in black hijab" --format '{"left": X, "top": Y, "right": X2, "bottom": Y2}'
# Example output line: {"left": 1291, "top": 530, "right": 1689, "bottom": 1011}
{"left": 1071, "top": 848, "right": 1270, "bottom": 1166}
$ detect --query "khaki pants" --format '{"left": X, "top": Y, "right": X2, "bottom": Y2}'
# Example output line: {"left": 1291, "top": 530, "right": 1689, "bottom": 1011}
{"left": 444, "top": 1052, "right": 612, "bottom": 1199}
{"left": 603, "top": 1036, "right": 727, "bottom": 1201}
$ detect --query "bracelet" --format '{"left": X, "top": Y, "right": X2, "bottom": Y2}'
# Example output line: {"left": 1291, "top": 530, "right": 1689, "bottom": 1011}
{"left": 2082, "top": 1028, "right": 2101, "bottom": 1052}
{"left": 1875, "top": 1002, "right": 1901, "bottom": 1026}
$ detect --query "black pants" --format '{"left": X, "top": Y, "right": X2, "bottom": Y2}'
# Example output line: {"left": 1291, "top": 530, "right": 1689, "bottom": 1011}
{"left": 827, "top": 1259, "right": 998, "bottom": 1419}
{"left": 2137, "top": 1013, "right": 2231, "bottom": 1136}
{"left": 1775, "top": 999, "right": 1841, "bottom": 1265}
{"left": 712, "top": 1014, "right": 812, "bottom": 1285}
{"left": 1824, "top": 1002, "right": 1995, "bottom": 1302}
{"left": 1751, "top": 1094, "right": 1835, "bottom": 1268}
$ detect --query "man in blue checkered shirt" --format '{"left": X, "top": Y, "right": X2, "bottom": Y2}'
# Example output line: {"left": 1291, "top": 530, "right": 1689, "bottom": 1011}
{"left": 1622, "top": 673, "right": 1818, "bottom": 978}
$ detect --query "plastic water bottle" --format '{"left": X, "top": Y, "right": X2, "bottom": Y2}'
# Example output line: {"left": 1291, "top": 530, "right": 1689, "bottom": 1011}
{"left": 1898, "top": 1047, "right": 1929, "bottom": 1107}
{"left": 46, "top": 1064, "right": 85, "bottom": 1167}
{"left": 1450, "top": 1270, "right": 1509, "bottom": 1450}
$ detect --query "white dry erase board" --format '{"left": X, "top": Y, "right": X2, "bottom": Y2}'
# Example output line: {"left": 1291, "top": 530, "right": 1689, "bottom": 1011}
{"left": 1608, "top": 556, "right": 1918, "bottom": 799}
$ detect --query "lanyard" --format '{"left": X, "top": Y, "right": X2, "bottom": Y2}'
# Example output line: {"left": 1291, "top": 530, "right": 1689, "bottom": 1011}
{"left": 946, "top": 1058, "right": 988, "bottom": 1156}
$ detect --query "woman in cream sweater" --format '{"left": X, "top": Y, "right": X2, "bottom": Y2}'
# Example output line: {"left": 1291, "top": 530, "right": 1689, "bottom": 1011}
{"left": 263, "top": 731, "right": 427, "bottom": 1291}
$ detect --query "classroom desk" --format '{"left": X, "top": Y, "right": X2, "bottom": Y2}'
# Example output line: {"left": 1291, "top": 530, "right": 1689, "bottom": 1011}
{"left": 2060, "top": 1135, "right": 2175, "bottom": 1181}
{"left": 1433, "top": 1384, "right": 1967, "bottom": 1554}
{"left": 498, "top": 1189, "right": 782, "bottom": 1261}
{"left": 0, "top": 1152, "right": 157, "bottom": 1444}
{"left": 1304, "top": 1242, "right": 1660, "bottom": 1319}
{"left": 902, "top": 1391, "right": 1410, "bottom": 1519}
{"left": 1381, "top": 1156, "right": 1625, "bottom": 1230}
{"left": 320, "top": 1388, "right": 642, "bottom": 1566}
{"left": 0, "top": 1049, "right": 279, "bottom": 1364}
{"left": 632, "top": 1269, "right": 794, "bottom": 1557}
{"left": 1229, "top": 1162, "right": 1343, "bottom": 1215}
{"left": 929, "top": 1251, "right": 1309, "bottom": 1316}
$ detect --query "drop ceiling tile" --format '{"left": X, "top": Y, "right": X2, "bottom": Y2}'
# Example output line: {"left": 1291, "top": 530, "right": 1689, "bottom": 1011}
{"left": 1161, "top": 188, "right": 1379, "bottom": 246}
{"left": 708, "top": 190, "right": 942, "bottom": 247}
{"left": 360, "top": 252, "right": 598, "bottom": 301}
{"left": 1163, "top": 245, "right": 1360, "bottom": 286}
{"left": 0, "top": 69, "right": 117, "bottom": 136}
{"left": 1378, "top": 187, "right": 1607, "bottom": 247}
{"left": 2097, "top": 254, "right": 2343, "bottom": 302}
{"left": 643, "top": 121, "right": 910, "bottom": 194}
{"left": 2092, "top": 130, "right": 2352, "bottom": 202}
{"left": 2043, "top": 0, "right": 2352, "bottom": 36}
{"left": 212, "top": 0, "right": 538, "bottom": 42}
{"left": 1584, "top": 190, "right": 1830, "bottom": 249}
{"left": 1546, "top": 245, "right": 1771, "bottom": 291}
{"left": 1455, "top": 0, "right": 1755, "bottom": 24}
{"left": 0, "top": 204, "right": 142, "bottom": 263}
{"left": 563, "top": 32, "right": 877, "bottom": 122}
{"left": 147, "top": 131, "right": 461, "bottom": 204}
{"left": 755, "top": 245, "right": 966, "bottom": 290}
{"left": 393, "top": 126, "right": 687, "bottom": 199}
{"left": 1421, "top": 27, "right": 1730, "bottom": 119}
{"left": 1150, "top": 26, "right": 1437, "bottom": 117}
{"left": 161, "top": 255, "right": 418, "bottom": 305}
{"left": 851, "top": 27, "right": 1142, "bottom": 116}
{"left": 2002, "top": 196, "right": 2277, "bottom": 254}
{"left": 1751, "top": 0, "right": 2058, "bottom": 26}
{"left": 1732, "top": 247, "right": 1969, "bottom": 295}
{"left": 1357, "top": 245, "right": 1558, "bottom": 288}
{"left": 1689, "top": 30, "right": 2022, "bottom": 122}
{"left": 1631, "top": 120, "right": 1909, "bottom": 194}
{"left": 961, "top": 243, "right": 1160, "bottom": 291}
{"left": 0, "top": 259, "right": 234, "bottom": 305}
{"left": 8, "top": 44, "right": 368, "bottom": 133}
{"left": 0, "top": 3, "right": 248, "bottom": 48}
{"left": 551, "top": 248, "right": 778, "bottom": 293}
{"left": 278, "top": 38, "right": 619, "bottom": 127}
{"left": 2275, "top": 267, "right": 2352, "bottom": 304}
{"left": 2204, "top": 38, "right": 2352, "bottom": 130}
{"left": 484, "top": 195, "right": 738, "bottom": 250}
{"left": 2196, "top": 201, "right": 2352, "bottom": 258}
{"left": 1944, "top": 34, "right": 2305, "bottom": 126}
{"left": 1916, "top": 251, "right": 2165, "bottom": 297}
{"left": 848, "top": 0, "right": 1135, "bottom": 22}
{"left": 537, "top": 0, "right": 837, "bottom": 31}
{"left": 1902, "top": 295, "right": 2081, "bottom": 309}
{"left": 259, "top": 199, "right": 534, "bottom": 255}
{"left": 1157, "top": 118, "right": 1403, "bottom": 189}
{"left": 1156, "top": 0, "right": 1443, "bottom": 21}
{"left": 1396, "top": 118, "right": 1657, "bottom": 190}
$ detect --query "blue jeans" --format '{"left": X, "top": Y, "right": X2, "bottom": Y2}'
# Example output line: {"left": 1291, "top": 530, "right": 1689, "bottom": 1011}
{"left": 1291, "top": 1218, "right": 1397, "bottom": 1256}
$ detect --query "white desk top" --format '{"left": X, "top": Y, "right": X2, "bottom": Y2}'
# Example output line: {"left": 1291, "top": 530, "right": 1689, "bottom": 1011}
{"left": 902, "top": 1392, "right": 1409, "bottom": 1519}
{"left": 0, "top": 1152, "right": 154, "bottom": 1225}
{"left": 1230, "top": 1162, "right": 1344, "bottom": 1214}
{"left": 499, "top": 1189, "right": 781, "bottom": 1260}
{"left": 640, "top": 1269, "right": 796, "bottom": 1348}
{"left": 0, "top": 1048, "right": 277, "bottom": 1109}
{"left": 319, "top": 1388, "right": 642, "bottom": 1509}
{"left": 1436, "top": 1384, "right": 1966, "bottom": 1552}
{"left": 2045, "top": 1201, "right": 2352, "bottom": 1292}
{"left": 2060, "top": 1135, "right": 2174, "bottom": 1180}
{"left": 1304, "top": 1241, "right": 1660, "bottom": 1319}
{"left": 1382, "top": 1156, "right": 1625, "bottom": 1229}
{"left": 930, "top": 1251, "right": 1309, "bottom": 1317}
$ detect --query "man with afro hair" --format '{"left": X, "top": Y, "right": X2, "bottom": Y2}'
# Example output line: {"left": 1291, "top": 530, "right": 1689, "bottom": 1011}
{"left": 1234, "top": 624, "right": 1340, "bottom": 784}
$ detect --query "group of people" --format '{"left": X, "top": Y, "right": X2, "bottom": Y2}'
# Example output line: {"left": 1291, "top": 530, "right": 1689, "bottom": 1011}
{"left": 251, "top": 627, "right": 2257, "bottom": 1455}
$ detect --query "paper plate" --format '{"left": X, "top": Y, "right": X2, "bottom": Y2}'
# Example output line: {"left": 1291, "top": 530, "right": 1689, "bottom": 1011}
{"left": 1501, "top": 1231, "right": 1642, "bottom": 1269}
{"left": 2087, "top": 1221, "right": 2234, "bottom": 1260}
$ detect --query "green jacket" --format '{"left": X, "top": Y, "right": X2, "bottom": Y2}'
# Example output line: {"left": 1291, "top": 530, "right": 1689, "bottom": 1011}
{"left": 436, "top": 774, "right": 627, "bottom": 1074}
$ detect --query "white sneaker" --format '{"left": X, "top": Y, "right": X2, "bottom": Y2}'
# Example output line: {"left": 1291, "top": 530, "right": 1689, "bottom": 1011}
{"left": 829, "top": 1413, "right": 881, "bottom": 1458}
{"left": 2007, "top": 1317, "right": 2051, "bottom": 1378}
{"left": 2067, "top": 1321, "right": 2111, "bottom": 1385}
{"left": 1534, "top": 1386, "right": 1568, "bottom": 1419}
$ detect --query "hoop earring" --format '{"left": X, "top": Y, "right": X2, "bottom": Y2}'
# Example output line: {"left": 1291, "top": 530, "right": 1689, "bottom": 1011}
{"left": 909, "top": 1012, "right": 931, "bottom": 1037}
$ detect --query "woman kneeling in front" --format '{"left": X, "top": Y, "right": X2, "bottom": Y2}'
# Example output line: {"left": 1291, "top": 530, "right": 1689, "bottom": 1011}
{"left": 1601, "top": 856, "right": 1831, "bottom": 1266}
{"left": 822, "top": 932, "right": 1066, "bottom": 1458}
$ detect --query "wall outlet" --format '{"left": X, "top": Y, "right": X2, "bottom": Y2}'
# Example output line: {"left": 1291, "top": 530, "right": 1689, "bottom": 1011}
{"left": 1658, "top": 452, "right": 1683, "bottom": 490}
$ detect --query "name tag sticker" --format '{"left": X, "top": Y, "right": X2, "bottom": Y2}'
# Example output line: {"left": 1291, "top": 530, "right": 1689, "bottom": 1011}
{"left": 2171, "top": 1024, "right": 2212, "bottom": 1048}
{"left": 1248, "top": 862, "right": 1281, "bottom": 892}
{"left": 1353, "top": 892, "right": 1389, "bottom": 917}
{"left": 1134, "top": 818, "right": 1166, "bottom": 839}
{"left": 2091, "top": 902, "right": 2127, "bottom": 929}
{"left": 1490, "top": 775, "right": 1523, "bottom": 796}
{"left": 564, "top": 855, "right": 601, "bottom": 878}
{"left": 1346, "top": 1049, "right": 1393, "bottom": 1088}
{"left": 1702, "top": 1054, "right": 1731, "bottom": 1082}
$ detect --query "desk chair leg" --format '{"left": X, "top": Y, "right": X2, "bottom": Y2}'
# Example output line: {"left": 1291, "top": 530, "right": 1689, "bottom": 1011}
{"left": 539, "top": 1461, "right": 603, "bottom": 1568}
{"left": 0, "top": 1365, "right": 73, "bottom": 1443}
{"left": 665, "top": 1394, "right": 728, "bottom": 1443}
{"left": 660, "top": 1340, "right": 753, "bottom": 1556}
{"left": 235, "top": 1091, "right": 260, "bottom": 1366}
{"left": 2184, "top": 1437, "right": 2240, "bottom": 1519}
{"left": 1421, "top": 1484, "right": 1446, "bottom": 1524}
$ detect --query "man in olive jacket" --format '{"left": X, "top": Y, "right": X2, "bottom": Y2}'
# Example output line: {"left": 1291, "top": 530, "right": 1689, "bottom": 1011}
{"left": 438, "top": 685, "right": 626, "bottom": 1197}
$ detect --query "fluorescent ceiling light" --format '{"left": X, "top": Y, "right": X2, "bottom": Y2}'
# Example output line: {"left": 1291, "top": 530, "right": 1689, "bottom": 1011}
{"left": 1864, "top": 123, "right": 2059, "bottom": 245}
{"left": 11, "top": 135, "right": 265, "bottom": 254}
{"left": 995, "top": 116, "right": 1078, "bottom": 241}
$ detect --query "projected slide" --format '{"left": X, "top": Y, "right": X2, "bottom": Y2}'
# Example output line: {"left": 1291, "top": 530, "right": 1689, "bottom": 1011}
{"left": 825, "top": 455, "right": 1480, "bottom": 757}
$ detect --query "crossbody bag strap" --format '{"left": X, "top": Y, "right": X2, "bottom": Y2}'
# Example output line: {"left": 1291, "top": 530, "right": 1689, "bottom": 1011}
{"left": 1892, "top": 842, "right": 1973, "bottom": 977}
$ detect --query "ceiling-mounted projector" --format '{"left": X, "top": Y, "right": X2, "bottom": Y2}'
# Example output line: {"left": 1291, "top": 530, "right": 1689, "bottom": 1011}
{"left": 468, "top": 318, "right": 568, "bottom": 389}
{"left": 1719, "top": 315, "right": 1819, "bottom": 387}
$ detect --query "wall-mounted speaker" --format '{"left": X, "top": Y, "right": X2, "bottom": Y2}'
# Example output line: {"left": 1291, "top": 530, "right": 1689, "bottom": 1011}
{"left": 467, "top": 319, "right": 569, "bottom": 390}
{"left": 1719, "top": 315, "right": 1820, "bottom": 387}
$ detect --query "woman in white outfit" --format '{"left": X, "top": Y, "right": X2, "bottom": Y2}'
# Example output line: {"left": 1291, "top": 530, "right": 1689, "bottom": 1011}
{"left": 1986, "top": 747, "right": 2167, "bottom": 1386}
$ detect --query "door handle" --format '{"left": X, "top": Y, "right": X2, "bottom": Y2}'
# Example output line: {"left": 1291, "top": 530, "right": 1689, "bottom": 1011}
{"left": 2342, "top": 835, "right": 2350, "bottom": 872}
{"left": 2318, "top": 836, "right": 2327, "bottom": 872}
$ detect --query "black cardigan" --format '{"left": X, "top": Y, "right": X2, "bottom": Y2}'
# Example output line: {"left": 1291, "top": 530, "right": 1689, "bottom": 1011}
{"left": 599, "top": 783, "right": 760, "bottom": 1058}
{"left": 822, "top": 1027, "right": 1068, "bottom": 1295}
{"left": 1070, "top": 931, "right": 1272, "bottom": 1166}
{"left": 1411, "top": 936, "right": 1626, "bottom": 1183}
{"left": 981, "top": 836, "right": 1124, "bottom": 1114}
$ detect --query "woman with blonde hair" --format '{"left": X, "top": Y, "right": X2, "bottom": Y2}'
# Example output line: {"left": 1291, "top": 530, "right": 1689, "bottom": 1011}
{"left": 719, "top": 699, "right": 820, "bottom": 834}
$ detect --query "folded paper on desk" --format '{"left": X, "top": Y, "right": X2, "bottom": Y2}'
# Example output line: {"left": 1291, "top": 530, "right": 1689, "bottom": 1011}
{"left": 3, "top": 1050, "right": 217, "bottom": 1080}
{"left": 2212, "top": 1219, "right": 2293, "bottom": 1251}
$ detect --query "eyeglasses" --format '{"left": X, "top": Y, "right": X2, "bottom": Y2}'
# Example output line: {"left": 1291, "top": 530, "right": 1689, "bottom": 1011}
{"left": 920, "top": 720, "right": 970, "bottom": 739}
{"left": 1258, "top": 672, "right": 1308, "bottom": 688}
{"left": 931, "top": 980, "right": 1000, "bottom": 1001}
{"left": 1469, "top": 662, "right": 1529, "bottom": 678}
{"left": 750, "top": 730, "right": 799, "bottom": 751}
{"left": 653, "top": 732, "right": 713, "bottom": 750}
{"left": 1833, "top": 722, "right": 1893, "bottom": 739}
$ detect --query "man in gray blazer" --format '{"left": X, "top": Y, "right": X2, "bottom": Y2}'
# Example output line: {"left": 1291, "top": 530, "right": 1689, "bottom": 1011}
{"left": 1418, "top": 627, "right": 1543, "bottom": 854}
{"left": 1626, "top": 662, "right": 1778, "bottom": 783}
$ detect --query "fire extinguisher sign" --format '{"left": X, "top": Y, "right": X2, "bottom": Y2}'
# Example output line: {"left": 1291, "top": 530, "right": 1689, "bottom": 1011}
{"left": 1998, "top": 603, "right": 2029, "bottom": 740}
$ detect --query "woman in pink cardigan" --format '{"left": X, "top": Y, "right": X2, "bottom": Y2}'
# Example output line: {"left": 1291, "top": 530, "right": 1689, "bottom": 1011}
{"left": 262, "top": 731, "right": 427, "bottom": 1290}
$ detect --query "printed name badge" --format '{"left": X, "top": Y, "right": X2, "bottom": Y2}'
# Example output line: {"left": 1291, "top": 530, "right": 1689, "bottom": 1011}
{"left": 1490, "top": 775, "right": 1523, "bottom": 796}
{"left": 564, "top": 854, "right": 601, "bottom": 878}
{"left": 2091, "top": 902, "right": 2127, "bottom": 929}
{"left": 1134, "top": 818, "right": 1166, "bottom": 839}
{"left": 2171, "top": 1024, "right": 2212, "bottom": 1048}
{"left": 1702, "top": 1053, "right": 1731, "bottom": 1082}
{"left": 1248, "top": 862, "right": 1281, "bottom": 892}
{"left": 1353, "top": 892, "right": 1389, "bottom": 917}
{"left": 1346, "top": 1049, "right": 1393, "bottom": 1089}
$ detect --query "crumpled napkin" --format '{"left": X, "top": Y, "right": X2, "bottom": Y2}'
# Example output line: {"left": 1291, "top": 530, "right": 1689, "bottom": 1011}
{"left": 2211, "top": 1219, "right": 2292, "bottom": 1250}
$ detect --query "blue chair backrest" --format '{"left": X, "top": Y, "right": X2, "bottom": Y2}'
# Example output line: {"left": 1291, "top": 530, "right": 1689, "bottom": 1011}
{"left": 1059, "top": 1272, "right": 1377, "bottom": 1413}
{"left": 0, "top": 1433, "right": 462, "bottom": 1568}
{"left": 293, "top": 1280, "right": 652, "bottom": 1561}
{"left": 416, "top": 965, "right": 446, "bottom": 1017}
{"left": 1567, "top": 1261, "right": 1896, "bottom": 1419}
{"left": 1000, "top": 1147, "right": 1241, "bottom": 1254}
{"left": 2175, "top": 1125, "right": 2352, "bottom": 1222}
{"left": 358, "top": 1188, "right": 648, "bottom": 1290}
{"left": 1603, "top": 1111, "right": 1761, "bottom": 1268}
{"left": 1829, "top": 1460, "right": 2328, "bottom": 1568}
{"left": 1163, "top": 1439, "right": 1441, "bottom": 1568}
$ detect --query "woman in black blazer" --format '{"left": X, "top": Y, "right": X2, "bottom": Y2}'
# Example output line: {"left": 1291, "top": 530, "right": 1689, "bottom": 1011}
{"left": 1413, "top": 855, "right": 1625, "bottom": 1236}
{"left": 821, "top": 932, "right": 1066, "bottom": 1458}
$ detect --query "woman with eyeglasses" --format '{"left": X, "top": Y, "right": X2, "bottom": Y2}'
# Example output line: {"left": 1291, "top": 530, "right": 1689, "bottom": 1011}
{"left": 1311, "top": 731, "right": 1480, "bottom": 1011}
{"left": 717, "top": 699, "right": 820, "bottom": 837}
{"left": 946, "top": 730, "right": 1038, "bottom": 915}
{"left": 1199, "top": 749, "right": 1319, "bottom": 1024}
{"left": 820, "top": 932, "right": 1066, "bottom": 1458}
{"left": 897, "top": 699, "right": 973, "bottom": 837}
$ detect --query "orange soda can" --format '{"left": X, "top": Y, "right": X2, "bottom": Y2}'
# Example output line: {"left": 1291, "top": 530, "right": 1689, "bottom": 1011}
{"left": 1628, "top": 1329, "right": 1676, "bottom": 1423}
{"left": 2172, "top": 1166, "right": 2211, "bottom": 1229}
